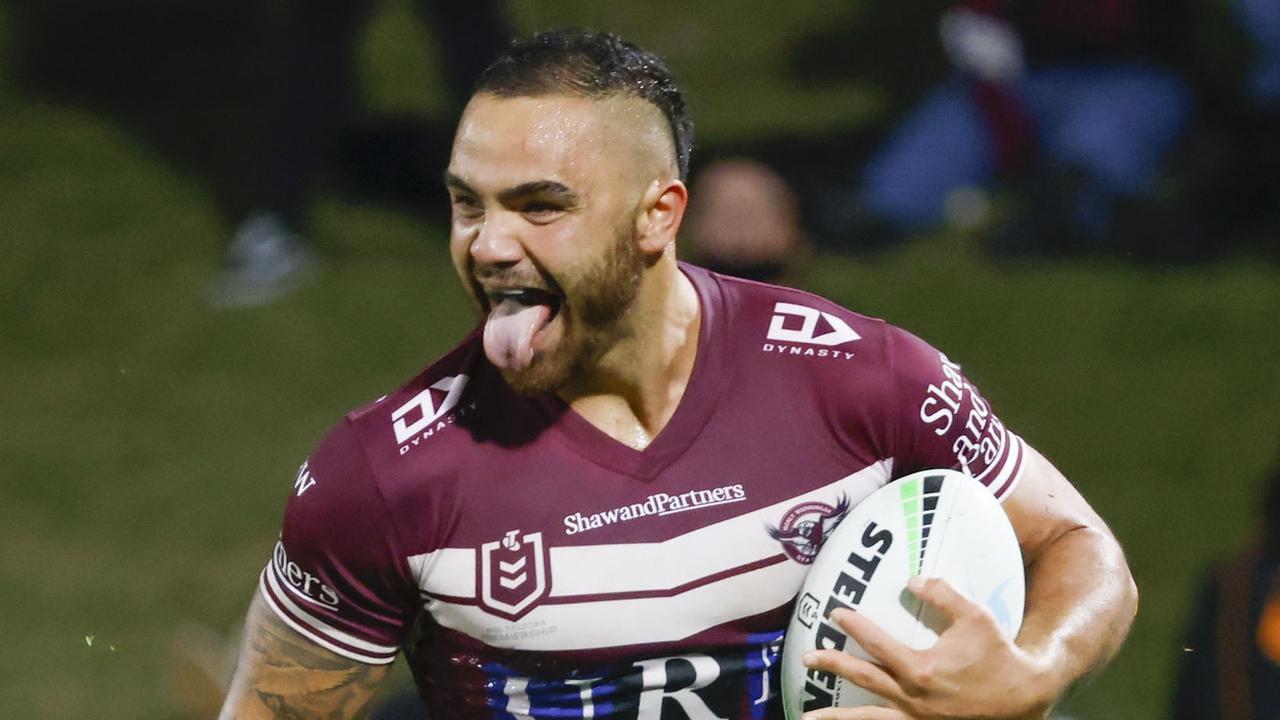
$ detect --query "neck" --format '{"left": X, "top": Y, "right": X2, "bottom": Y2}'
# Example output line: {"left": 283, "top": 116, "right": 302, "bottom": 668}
{"left": 557, "top": 254, "right": 701, "bottom": 449}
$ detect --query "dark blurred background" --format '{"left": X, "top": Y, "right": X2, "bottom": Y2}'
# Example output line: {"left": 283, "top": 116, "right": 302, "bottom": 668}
{"left": 0, "top": 1, "right": 1276, "bottom": 718}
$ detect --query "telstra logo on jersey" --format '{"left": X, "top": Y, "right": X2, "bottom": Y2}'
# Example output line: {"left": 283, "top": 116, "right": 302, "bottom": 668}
{"left": 479, "top": 530, "right": 551, "bottom": 621}
{"left": 391, "top": 374, "right": 469, "bottom": 454}
{"left": 762, "top": 302, "right": 860, "bottom": 361}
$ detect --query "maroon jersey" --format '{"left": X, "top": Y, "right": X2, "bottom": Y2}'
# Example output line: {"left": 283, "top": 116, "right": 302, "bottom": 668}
{"left": 259, "top": 264, "right": 1026, "bottom": 719}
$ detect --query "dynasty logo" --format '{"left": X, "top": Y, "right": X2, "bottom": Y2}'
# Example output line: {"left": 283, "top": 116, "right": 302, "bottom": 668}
{"left": 391, "top": 374, "right": 470, "bottom": 454}
{"left": 762, "top": 302, "right": 860, "bottom": 361}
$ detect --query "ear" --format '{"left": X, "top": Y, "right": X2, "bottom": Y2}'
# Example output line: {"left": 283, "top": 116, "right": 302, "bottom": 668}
{"left": 634, "top": 179, "right": 688, "bottom": 255}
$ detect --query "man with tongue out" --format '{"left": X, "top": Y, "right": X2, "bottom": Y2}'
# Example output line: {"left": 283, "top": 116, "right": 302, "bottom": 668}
{"left": 221, "top": 29, "right": 1136, "bottom": 720}
{"left": 454, "top": 84, "right": 693, "bottom": 421}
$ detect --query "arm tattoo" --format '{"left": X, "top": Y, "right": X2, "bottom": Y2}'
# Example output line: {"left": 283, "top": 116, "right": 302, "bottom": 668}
{"left": 221, "top": 594, "right": 393, "bottom": 719}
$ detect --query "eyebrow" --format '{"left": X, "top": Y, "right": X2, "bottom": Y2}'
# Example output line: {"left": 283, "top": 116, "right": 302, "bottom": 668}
{"left": 443, "top": 172, "right": 578, "bottom": 204}
{"left": 442, "top": 171, "right": 475, "bottom": 196}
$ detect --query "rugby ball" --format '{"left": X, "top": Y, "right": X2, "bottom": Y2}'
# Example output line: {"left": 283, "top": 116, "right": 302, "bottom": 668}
{"left": 780, "top": 469, "right": 1025, "bottom": 717}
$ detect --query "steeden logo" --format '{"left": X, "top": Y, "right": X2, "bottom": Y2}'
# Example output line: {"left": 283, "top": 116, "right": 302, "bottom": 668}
{"left": 762, "top": 302, "right": 860, "bottom": 360}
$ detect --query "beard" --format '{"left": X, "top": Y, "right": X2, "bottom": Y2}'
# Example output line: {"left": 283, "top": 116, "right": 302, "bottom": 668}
{"left": 500, "top": 221, "right": 646, "bottom": 396}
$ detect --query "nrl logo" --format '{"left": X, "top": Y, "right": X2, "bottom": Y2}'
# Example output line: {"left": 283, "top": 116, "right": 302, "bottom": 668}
{"left": 478, "top": 530, "right": 551, "bottom": 622}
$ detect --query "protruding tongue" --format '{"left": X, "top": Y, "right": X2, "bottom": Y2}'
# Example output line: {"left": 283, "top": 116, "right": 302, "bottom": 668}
{"left": 483, "top": 298, "right": 553, "bottom": 371}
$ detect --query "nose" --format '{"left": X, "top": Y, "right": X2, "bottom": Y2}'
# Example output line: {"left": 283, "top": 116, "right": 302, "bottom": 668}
{"left": 469, "top": 211, "right": 525, "bottom": 268}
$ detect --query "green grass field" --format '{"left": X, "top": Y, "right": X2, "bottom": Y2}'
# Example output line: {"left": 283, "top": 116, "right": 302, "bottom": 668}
{"left": 2, "top": 2, "right": 1278, "bottom": 718}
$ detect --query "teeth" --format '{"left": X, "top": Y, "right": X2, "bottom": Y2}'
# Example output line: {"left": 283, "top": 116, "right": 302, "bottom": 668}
{"left": 490, "top": 288, "right": 557, "bottom": 306}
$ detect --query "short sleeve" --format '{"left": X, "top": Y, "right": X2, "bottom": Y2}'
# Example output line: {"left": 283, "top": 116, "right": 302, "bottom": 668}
{"left": 885, "top": 326, "right": 1026, "bottom": 500}
{"left": 258, "top": 419, "right": 415, "bottom": 664}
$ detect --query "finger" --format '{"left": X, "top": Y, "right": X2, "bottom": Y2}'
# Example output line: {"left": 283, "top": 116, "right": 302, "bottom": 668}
{"left": 906, "top": 575, "right": 978, "bottom": 625}
{"left": 803, "top": 649, "right": 905, "bottom": 704}
{"left": 800, "top": 704, "right": 910, "bottom": 720}
{"left": 828, "top": 608, "right": 918, "bottom": 674}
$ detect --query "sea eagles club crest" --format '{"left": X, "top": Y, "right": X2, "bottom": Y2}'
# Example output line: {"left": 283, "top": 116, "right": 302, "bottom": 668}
{"left": 478, "top": 530, "right": 551, "bottom": 621}
{"left": 768, "top": 496, "right": 851, "bottom": 564}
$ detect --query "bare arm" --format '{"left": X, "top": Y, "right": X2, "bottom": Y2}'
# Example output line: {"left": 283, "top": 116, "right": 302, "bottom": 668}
{"left": 1001, "top": 444, "right": 1140, "bottom": 702}
{"left": 219, "top": 592, "right": 394, "bottom": 720}
{"left": 805, "top": 446, "right": 1138, "bottom": 718}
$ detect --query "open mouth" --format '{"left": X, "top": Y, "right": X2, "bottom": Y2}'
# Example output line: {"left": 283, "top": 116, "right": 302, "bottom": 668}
{"left": 481, "top": 286, "right": 564, "bottom": 372}
{"left": 486, "top": 287, "right": 562, "bottom": 320}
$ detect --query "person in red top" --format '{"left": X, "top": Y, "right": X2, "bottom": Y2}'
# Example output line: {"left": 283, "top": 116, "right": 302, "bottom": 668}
{"left": 219, "top": 28, "right": 1137, "bottom": 720}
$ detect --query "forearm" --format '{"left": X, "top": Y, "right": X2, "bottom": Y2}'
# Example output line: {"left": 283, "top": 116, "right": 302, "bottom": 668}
{"left": 220, "top": 592, "right": 393, "bottom": 720}
{"left": 994, "top": 445, "right": 1140, "bottom": 713}
{"left": 1016, "top": 523, "right": 1139, "bottom": 706}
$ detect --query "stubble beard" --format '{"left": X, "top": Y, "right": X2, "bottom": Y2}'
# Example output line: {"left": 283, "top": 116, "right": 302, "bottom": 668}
{"left": 501, "top": 221, "right": 645, "bottom": 397}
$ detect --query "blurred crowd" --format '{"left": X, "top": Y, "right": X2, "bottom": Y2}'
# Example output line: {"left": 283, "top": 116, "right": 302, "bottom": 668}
{"left": 9, "top": 0, "right": 1275, "bottom": 305}
{"left": 7, "top": 1, "right": 1272, "bottom": 717}
{"left": 184, "top": 0, "right": 1280, "bottom": 306}
{"left": 210, "top": 0, "right": 511, "bottom": 307}
{"left": 684, "top": 0, "right": 1280, "bottom": 283}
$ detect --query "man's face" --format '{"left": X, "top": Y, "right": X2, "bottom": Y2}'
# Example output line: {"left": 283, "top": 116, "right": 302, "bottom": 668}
{"left": 446, "top": 93, "right": 663, "bottom": 395}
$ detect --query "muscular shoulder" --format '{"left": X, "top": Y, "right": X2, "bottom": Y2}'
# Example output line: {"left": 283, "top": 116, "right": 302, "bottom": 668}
{"left": 261, "top": 332, "right": 490, "bottom": 664}
{"left": 695, "top": 267, "right": 1024, "bottom": 497}
{"left": 694, "top": 270, "right": 887, "bottom": 359}
{"left": 696, "top": 269, "right": 896, "bottom": 386}
{"left": 342, "top": 330, "right": 485, "bottom": 471}
{"left": 284, "top": 330, "right": 488, "bottom": 564}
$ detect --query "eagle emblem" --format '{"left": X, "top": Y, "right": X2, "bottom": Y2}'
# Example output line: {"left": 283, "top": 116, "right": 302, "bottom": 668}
{"left": 767, "top": 496, "right": 851, "bottom": 564}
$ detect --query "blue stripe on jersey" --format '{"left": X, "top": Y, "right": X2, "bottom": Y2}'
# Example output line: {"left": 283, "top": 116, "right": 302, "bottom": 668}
{"left": 486, "top": 661, "right": 610, "bottom": 719}
{"left": 745, "top": 631, "right": 785, "bottom": 720}
{"left": 482, "top": 633, "right": 785, "bottom": 719}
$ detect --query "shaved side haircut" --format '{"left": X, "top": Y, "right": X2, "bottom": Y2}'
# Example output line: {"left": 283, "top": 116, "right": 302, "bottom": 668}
{"left": 474, "top": 28, "right": 695, "bottom": 181}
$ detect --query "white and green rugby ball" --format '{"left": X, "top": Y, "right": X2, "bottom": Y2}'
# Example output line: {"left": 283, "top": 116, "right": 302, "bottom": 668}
{"left": 780, "top": 469, "right": 1025, "bottom": 717}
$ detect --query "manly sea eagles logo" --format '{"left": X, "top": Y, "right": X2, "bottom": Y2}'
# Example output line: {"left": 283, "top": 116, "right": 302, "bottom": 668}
{"left": 768, "top": 496, "right": 851, "bottom": 564}
{"left": 478, "top": 529, "right": 551, "bottom": 621}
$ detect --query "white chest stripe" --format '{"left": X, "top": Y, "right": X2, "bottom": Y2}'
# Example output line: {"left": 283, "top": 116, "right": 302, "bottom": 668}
{"left": 407, "top": 461, "right": 892, "bottom": 650}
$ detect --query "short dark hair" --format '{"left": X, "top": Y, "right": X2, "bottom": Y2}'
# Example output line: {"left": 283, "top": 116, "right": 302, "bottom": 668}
{"left": 474, "top": 28, "right": 694, "bottom": 181}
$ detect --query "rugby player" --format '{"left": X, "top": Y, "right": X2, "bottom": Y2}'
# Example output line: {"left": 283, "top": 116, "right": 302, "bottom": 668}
{"left": 219, "top": 28, "right": 1137, "bottom": 720}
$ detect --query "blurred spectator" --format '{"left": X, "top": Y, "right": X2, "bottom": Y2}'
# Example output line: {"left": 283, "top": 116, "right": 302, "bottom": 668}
{"left": 210, "top": 0, "right": 509, "bottom": 308}
{"left": 1229, "top": 0, "right": 1280, "bottom": 240}
{"left": 1177, "top": 0, "right": 1280, "bottom": 258}
{"left": 1233, "top": 0, "right": 1280, "bottom": 106}
{"left": 686, "top": 0, "right": 1196, "bottom": 264}
{"left": 867, "top": 0, "right": 1192, "bottom": 256}
{"left": 1229, "top": 0, "right": 1280, "bottom": 226}
{"left": 1172, "top": 460, "right": 1280, "bottom": 720}
{"left": 683, "top": 159, "right": 809, "bottom": 283}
